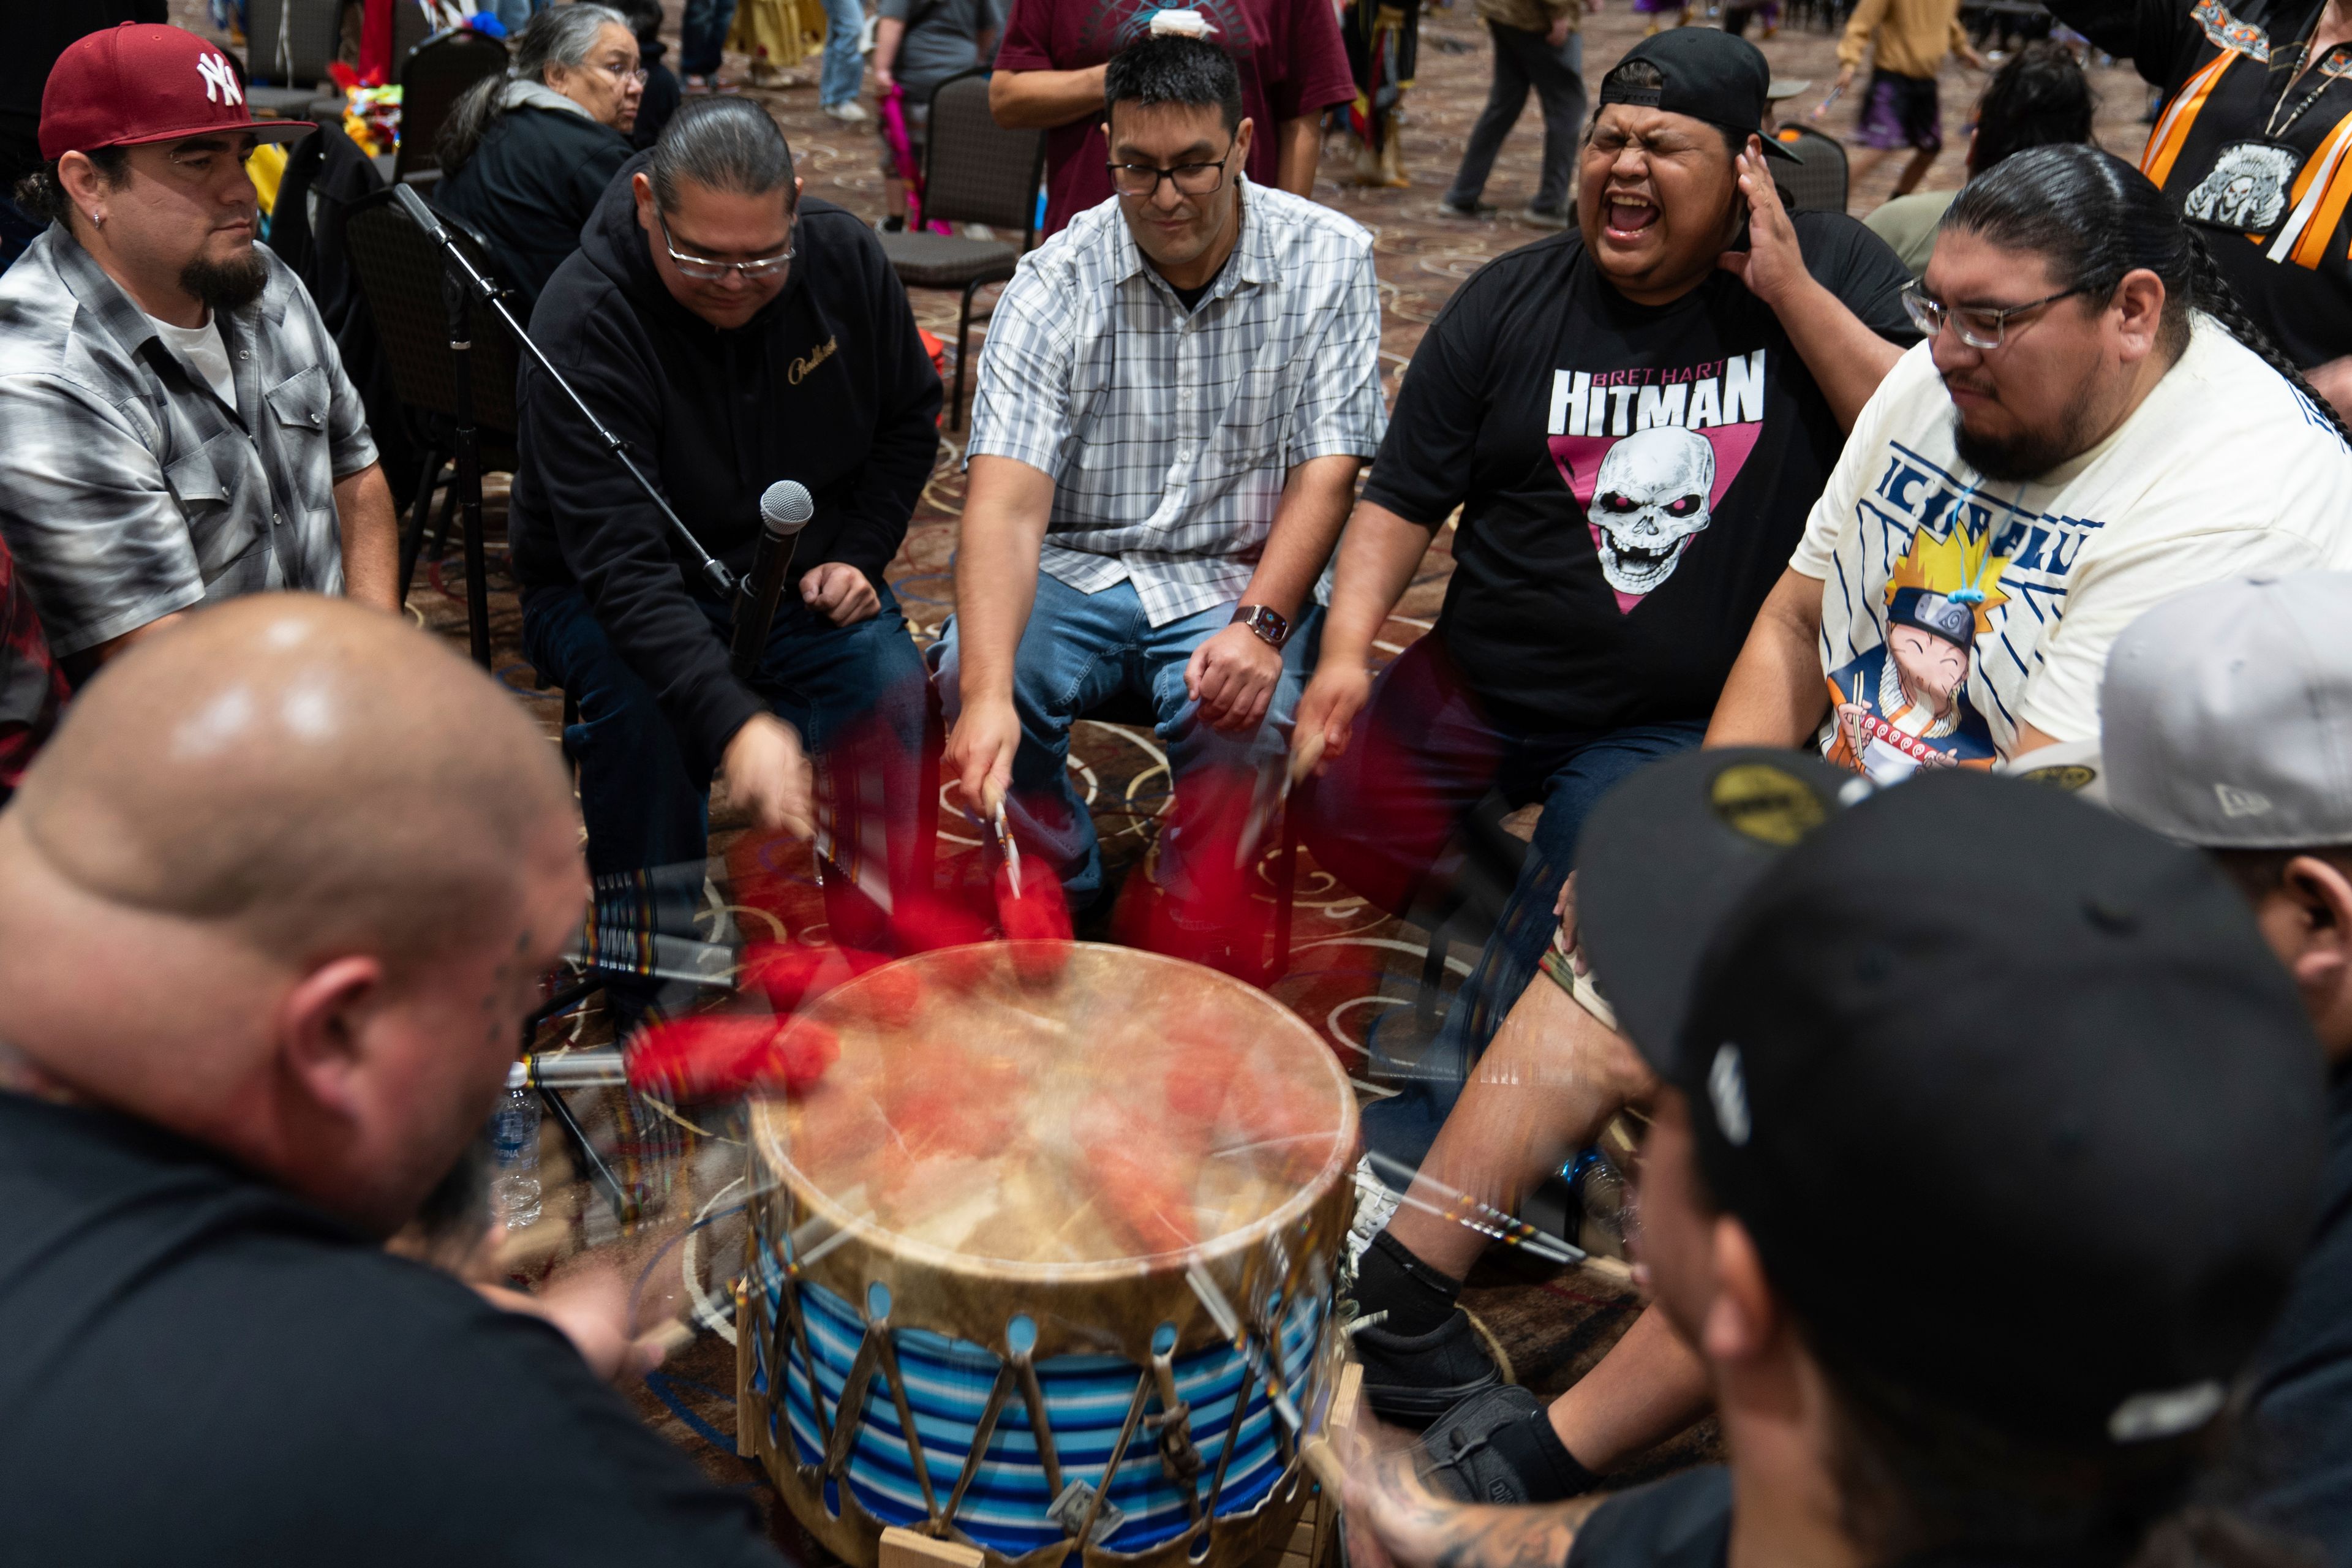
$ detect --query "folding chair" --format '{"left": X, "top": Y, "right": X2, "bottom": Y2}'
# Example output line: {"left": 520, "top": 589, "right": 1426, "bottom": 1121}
{"left": 876, "top": 69, "right": 1046, "bottom": 429}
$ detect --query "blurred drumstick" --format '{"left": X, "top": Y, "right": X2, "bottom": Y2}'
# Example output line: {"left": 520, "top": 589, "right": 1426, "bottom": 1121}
{"left": 1356, "top": 1170, "right": 1582, "bottom": 1268}
{"left": 973, "top": 778, "right": 1025, "bottom": 899}
{"left": 1286, "top": 726, "right": 1327, "bottom": 794}
{"left": 1240, "top": 725, "right": 1330, "bottom": 865}
{"left": 1363, "top": 1149, "right": 1591, "bottom": 1267}
{"left": 1808, "top": 81, "right": 1846, "bottom": 119}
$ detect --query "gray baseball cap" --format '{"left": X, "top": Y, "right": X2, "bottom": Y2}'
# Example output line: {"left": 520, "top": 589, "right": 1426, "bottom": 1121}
{"left": 2102, "top": 572, "right": 2352, "bottom": 849}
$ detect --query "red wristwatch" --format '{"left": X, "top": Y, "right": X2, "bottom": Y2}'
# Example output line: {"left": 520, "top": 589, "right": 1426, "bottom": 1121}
{"left": 1231, "top": 604, "right": 1291, "bottom": 649}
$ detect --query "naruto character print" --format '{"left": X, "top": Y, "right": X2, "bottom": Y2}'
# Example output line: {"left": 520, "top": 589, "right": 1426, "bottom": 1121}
{"left": 1546, "top": 351, "right": 1768, "bottom": 611}
{"left": 1817, "top": 441, "right": 2110, "bottom": 784}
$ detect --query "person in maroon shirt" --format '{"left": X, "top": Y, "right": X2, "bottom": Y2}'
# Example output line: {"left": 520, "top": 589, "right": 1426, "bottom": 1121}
{"left": 990, "top": 0, "right": 1355, "bottom": 235}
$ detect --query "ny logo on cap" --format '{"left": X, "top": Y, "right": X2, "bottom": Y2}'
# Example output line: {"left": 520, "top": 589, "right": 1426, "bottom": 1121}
{"left": 197, "top": 52, "right": 244, "bottom": 107}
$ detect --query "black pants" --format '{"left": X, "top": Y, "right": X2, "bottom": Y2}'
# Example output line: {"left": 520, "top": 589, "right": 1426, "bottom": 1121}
{"left": 1444, "top": 20, "right": 1588, "bottom": 214}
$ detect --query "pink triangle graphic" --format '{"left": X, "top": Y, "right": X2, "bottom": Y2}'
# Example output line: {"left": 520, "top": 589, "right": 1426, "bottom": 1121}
{"left": 1550, "top": 420, "right": 1766, "bottom": 614}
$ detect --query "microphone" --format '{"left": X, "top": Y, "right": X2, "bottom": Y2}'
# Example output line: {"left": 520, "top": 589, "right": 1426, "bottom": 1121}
{"left": 729, "top": 481, "right": 815, "bottom": 679}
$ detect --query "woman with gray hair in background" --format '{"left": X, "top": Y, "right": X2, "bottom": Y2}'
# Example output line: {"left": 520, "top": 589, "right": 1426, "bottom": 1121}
{"left": 434, "top": 4, "right": 645, "bottom": 309}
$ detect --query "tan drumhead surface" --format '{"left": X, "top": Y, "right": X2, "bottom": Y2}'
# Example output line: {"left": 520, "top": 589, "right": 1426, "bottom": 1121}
{"left": 750, "top": 943, "right": 1354, "bottom": 1268}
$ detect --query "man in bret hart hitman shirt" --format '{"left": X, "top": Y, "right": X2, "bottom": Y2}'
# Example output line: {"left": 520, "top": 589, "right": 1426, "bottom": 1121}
{"left": 1292, "top": 26, "right": 1915, "bottom": 1186}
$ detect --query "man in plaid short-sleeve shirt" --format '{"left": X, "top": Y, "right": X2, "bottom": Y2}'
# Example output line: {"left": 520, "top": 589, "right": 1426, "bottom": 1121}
{"left": 939, "top": 36, "right": 1385, "bottom": 960}
{"left": 0, "top": 24, "right": 398, "bottom": 674}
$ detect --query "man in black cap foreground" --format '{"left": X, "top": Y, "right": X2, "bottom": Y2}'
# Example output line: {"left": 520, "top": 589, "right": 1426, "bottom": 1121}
{"left": 2100, "top": 572, "right": 2352, "bottom": 1562}
{"left": 1341, "top": 755, "right": 2327, "bottom": 1568}
{"left": 1293, "top": 26, "right": 1915, "bottom": 1227}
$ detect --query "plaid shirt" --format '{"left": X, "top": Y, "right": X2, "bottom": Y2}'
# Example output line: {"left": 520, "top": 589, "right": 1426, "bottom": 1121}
{"left": 967, "top": 179, "right": 1387, "bottom": 625}
{"left": 0, "top": 530, "right": 65, "bottom": 802}
{"left": 0, "top": 227, "right": 377, "bottom": 658}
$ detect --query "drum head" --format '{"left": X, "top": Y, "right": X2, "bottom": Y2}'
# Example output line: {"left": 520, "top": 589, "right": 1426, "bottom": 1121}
{"left": 752, "top": 941, "right": 1355, "bottom": 1273}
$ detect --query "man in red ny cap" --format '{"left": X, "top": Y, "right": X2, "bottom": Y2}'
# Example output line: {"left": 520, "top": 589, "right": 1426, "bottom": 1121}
{"left": 0, "top": 23, "right": 398, "bottom": 675}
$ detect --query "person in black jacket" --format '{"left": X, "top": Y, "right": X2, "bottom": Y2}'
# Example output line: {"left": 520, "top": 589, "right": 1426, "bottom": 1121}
{"left": 433, "top": 4, "right": 644, "bottom": 311}
{"left": 510, "top": 97, "right": 940, "bottom": 979}
{"left": 2046, "top": 0, "right": 2352, "bottom": 420}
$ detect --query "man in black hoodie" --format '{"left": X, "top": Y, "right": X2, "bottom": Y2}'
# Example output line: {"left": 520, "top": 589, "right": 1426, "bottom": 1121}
{"left": 510, "top": 98, "right": 941, "bottom": 971}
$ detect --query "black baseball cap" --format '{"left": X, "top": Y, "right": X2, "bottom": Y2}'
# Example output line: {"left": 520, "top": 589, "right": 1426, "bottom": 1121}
{"left": 1577, "top": 748, "right": 1865, "bottom": 1076}
{"left": 1581, "top": 763, "right": 2325, "bottom": 1447}
{"left": 1600, "top": 28, "right": 1802, "bottom": 163}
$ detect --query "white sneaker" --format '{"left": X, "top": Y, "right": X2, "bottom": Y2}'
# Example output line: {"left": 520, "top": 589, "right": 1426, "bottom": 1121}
{"left": 823, "top": 100, "right": 872, "bottom": 123}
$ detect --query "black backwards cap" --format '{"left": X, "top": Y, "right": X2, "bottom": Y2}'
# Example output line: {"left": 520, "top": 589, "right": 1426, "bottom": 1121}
{"left": 1599, "top": 28, "right": 1802, "bottom": 163}
{"left": 1579, "top": 755, "right": 2324, "bottom": 1448}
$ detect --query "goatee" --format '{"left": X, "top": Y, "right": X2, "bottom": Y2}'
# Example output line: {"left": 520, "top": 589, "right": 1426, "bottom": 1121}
{"left": 1951, "top": 407, "right": 2088, "bottom": 484}
{"left": 180, "top": 247, "right": 268, "bottom": 313}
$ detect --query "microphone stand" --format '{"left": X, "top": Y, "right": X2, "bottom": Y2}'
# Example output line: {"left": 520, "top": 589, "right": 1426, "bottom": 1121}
{"left": 390, "top": 186, "right": 739, "bottom": 612}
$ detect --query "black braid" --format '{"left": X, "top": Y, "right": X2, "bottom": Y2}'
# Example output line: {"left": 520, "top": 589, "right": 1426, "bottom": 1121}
{"left": 2179, "top": 227, "right": 2352, "bottom": 445}
{"left": 1944, "top": 145, "right": 2352, "bottom": 447}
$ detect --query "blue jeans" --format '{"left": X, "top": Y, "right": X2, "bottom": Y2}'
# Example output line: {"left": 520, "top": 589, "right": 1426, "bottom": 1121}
{"left": 1295, "top": 635, "right": 1704, "bottom": 1166}
{"left": 818, "top": 0, "right": 865, "bottom": 107}
{"left": 521, "top": 581, "right": 930, "bottom": 967}
{"left": 680, "top": 0, "right": 741, "bottom": 77}
{"left": 934, "top": 574, "right": 1319, "bottom": 908}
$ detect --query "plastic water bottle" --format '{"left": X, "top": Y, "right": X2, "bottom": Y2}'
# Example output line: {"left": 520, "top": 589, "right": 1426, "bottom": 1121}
{"left": 490, "top": 1085, "right": 543, "bottom": 1230}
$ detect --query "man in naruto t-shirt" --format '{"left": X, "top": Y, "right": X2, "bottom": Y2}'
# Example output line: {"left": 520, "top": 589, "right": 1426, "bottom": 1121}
{"left": 1293, "top": 28, "right": 1914, "bottom": 1167}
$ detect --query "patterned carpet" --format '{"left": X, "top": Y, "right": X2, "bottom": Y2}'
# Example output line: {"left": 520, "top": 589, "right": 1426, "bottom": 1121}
{"left": 190, "top": 0, "right": 2158, "bottom": 1544}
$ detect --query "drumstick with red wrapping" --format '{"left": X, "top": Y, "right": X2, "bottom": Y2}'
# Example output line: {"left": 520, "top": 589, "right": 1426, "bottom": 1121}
{"left": 516, "top": 1014, "right": 839, "bottom": 1102}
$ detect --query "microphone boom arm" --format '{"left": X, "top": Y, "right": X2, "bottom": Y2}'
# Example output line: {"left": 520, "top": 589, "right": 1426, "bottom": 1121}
{"left": 392, "top": 184, "right": 737, "bottom": 599}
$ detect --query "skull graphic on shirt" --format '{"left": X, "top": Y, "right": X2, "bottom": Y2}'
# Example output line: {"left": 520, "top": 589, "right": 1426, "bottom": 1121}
{"left": 1589, "top": 426, "right": 1716, "bottom": 597}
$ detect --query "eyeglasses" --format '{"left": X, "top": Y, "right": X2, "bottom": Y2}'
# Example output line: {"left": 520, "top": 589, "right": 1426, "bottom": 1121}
{"left": 1901, "top": 281, "right": 2088, "bottom": 350}
{"left": 1107, "top": 140, "right": 1237, "bottom": 198}
{"left": 657, "top": 210, "right": 796, "bottom": 281}
{"left": 597, "top": 59, "right": 650, "bottom": 87}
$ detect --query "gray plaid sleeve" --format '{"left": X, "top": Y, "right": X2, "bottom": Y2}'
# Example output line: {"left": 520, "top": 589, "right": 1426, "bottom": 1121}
{"left": 1283, "top": 243, "right": 1389, "bottom": 469}
{"left": 0, "top": 375, "right": 206, "bottom": 656}
{"left": 965, "top": 266, "right": 1077, "bottom": 480}
{"left": 322, "top": 334, "right": 379, "bottom": 480}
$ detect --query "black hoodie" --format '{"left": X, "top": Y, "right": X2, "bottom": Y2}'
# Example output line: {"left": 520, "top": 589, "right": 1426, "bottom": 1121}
{"left": 509, "top": 153, "right": 942, "bottom": 777}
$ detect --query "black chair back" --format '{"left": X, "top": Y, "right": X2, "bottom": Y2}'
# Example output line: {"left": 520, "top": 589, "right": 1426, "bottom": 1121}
{"left": 920, "top": 69, "right": 1046, "bottom": 239}
{"left": 243, "top": 0, "right": 340, "bottom": 87}
{"left": 1772, "top": 124, "right": 1850, "bottom": 214}
{"left": 343, "top": 187, "right": 521, "bottom": 437}
{"left": 396, "top": 29, "right": 511, "bottom": 184}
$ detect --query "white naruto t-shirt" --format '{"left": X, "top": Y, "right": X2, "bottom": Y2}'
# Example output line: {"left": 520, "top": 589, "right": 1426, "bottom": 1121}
{"left": 1790, "top": 314, "right": 2352, "bottom": 782}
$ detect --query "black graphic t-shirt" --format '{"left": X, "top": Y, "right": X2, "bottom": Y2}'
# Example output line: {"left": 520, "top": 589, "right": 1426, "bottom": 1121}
{"left": 1362, "top": 216, "right": 1915, "bottom": 733}
{"left": 2051, "top": 0, "right": 2352, "bottom": 371}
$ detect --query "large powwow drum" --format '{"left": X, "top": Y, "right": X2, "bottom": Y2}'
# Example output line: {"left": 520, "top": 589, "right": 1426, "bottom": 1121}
{"left": 738, "top": 942, "right": 1359, "bottom": 1568}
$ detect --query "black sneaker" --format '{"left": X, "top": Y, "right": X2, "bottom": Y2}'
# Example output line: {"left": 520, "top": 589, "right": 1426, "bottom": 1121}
{"left": 1417, "top": 1385, "right": 1558, "bottom": 1505}
{"left": 1436, "top": 197, "right": 1494, "bottom": 220}
{"left": 1354, "top": 1306, "right": 1505, "bottom": 1428}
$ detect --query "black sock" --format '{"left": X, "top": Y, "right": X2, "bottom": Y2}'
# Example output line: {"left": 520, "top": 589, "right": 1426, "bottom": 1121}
{"left": 1356, "top": 1230, "right": 1463, "bottom": 1337}
{"left": 1487, "top": 1409, "right": 1603, "bottom": 1504}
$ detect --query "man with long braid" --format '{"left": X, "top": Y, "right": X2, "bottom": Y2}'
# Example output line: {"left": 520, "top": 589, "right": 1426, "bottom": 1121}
{"left": 1713, "top": 143, "right": 2352, "bottom": 775}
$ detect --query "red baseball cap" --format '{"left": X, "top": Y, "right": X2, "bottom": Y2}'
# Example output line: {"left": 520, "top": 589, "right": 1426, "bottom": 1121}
{"left": 39, "top": 23, "right": 315, "bottom": 162}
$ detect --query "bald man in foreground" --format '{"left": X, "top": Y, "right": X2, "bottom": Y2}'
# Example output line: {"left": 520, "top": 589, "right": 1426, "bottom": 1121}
{"left": 0, "top": 597, "right": 782, "bottom": 1564}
